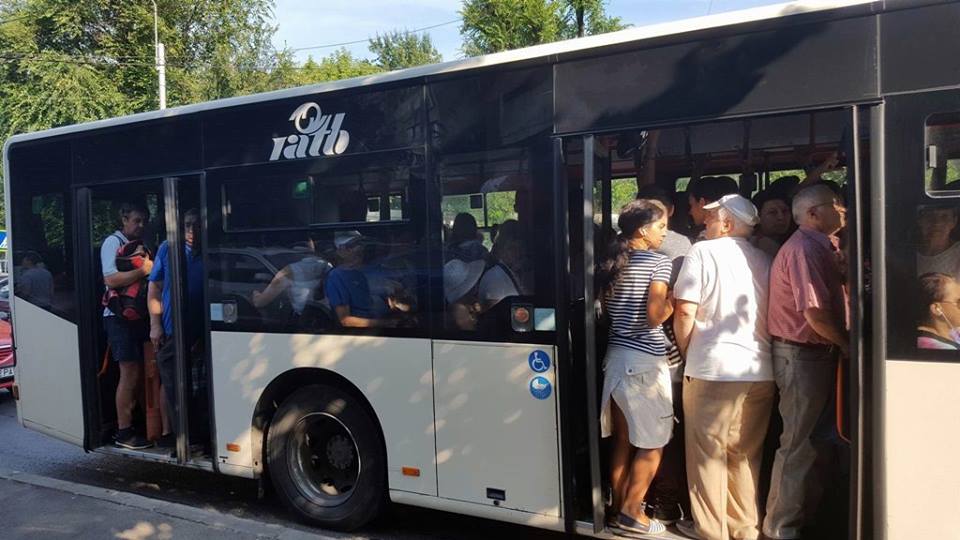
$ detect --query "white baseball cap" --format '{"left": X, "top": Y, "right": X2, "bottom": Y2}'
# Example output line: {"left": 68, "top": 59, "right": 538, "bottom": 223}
{"left": 703, "top": 193, "right": 759, "bottom": 226}
{"left": 443, "top": 259, "right": 486, "bottom": 303}
{"left": 334, "top": 230, "right": 364, "bottom": 249}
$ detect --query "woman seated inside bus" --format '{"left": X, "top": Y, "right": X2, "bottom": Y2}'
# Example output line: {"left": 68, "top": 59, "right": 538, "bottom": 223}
{"left": 445, "top": 213, "right": 488, "bottom": 263}
{"left": 443, "top": 258, "right": 486, "bottom": 331}
{"left": 597, "top": 199, "right": 674, "bottom": 536}
{"left": 251, "top": 237, "right": 333, "bottom": 324}
{"left": 917, "top": 272, "right": 960, "bottom": 350}
{"left": 917, "top": 204, "right": 960, "bottom": 280}
{"left": 478, "top": 219, "right": 532, "bottom": 308}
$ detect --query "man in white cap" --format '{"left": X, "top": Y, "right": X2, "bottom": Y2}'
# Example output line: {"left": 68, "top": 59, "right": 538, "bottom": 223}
{"left": 325, "top": 230, "right": 389, "bottom": 328}
{"left": 672, "top": 194, "right": 775, "bottom": 540}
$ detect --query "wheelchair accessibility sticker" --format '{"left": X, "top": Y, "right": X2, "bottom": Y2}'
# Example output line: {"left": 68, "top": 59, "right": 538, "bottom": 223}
{"left": 529, "top": 376, "right": 552, "bottom": 400}
{"left": 528, "top": 350, "right": 550, "bottom": 373}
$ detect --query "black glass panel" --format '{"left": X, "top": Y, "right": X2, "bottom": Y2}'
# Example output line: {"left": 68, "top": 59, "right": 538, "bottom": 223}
{"left": 8, "top": 142, "right": 76, "bottom": 321}
{"left": 204, "top": 85, "right": 423, "bottom": 168}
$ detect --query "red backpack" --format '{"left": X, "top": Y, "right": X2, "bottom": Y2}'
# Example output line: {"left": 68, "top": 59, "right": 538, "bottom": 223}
{"left": 101, "top": 234, "right": 152, "bottom": 321}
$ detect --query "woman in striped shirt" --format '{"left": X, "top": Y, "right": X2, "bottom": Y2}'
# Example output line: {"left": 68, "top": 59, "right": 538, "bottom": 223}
{"left": 598, "top": 199, "right": 675, "bottom": 536}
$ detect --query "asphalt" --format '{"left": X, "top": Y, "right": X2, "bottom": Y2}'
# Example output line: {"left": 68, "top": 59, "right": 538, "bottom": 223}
{"left": 0, "top": 468, "right": 356, "bottom": 540}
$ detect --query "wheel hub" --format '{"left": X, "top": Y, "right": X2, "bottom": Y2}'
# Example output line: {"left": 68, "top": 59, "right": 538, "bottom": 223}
{"left": 325, "top": 434, "right": 354, "bottom": 470}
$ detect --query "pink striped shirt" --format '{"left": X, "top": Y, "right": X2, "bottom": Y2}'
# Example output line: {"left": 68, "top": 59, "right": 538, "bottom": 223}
{"left": 767, "top": 227, "right": 847, "bottom": 345}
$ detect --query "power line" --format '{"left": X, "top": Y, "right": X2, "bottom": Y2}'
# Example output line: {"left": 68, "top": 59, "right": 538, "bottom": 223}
{"left": 0, "top": 53, "right": 167, "bottom": 68}
{"left": 290, "top": 18, "right": 460, "bottom": 52}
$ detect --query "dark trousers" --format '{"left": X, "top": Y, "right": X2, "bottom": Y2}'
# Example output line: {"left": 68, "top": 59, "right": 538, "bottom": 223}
{"left": 156, "top": 335, "right": 208, "bottom": 444}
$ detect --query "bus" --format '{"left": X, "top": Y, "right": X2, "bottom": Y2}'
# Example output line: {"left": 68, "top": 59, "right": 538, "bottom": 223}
{"left": 4, "top": 1, "right": 959, "bottom": 538}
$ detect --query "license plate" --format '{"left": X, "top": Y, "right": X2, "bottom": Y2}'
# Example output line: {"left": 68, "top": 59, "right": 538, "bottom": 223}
{"left": 0, "top": 367, "right": 13, "bottom": 379}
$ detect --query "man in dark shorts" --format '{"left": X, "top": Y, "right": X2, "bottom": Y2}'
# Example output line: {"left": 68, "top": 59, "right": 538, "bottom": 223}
{"left": 101, "top": 202, "right": 154, "bottom": 450}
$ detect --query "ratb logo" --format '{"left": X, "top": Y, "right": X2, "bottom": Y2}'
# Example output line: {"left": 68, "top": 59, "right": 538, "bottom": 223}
{"left": 269, "top": 102, "right": 350, "bottom": 161}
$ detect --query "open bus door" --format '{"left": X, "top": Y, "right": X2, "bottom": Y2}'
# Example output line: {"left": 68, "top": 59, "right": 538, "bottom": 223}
{"left": 71, "top": 175, "right": 207, "bottom": 459}
{"left": 564, "top": 134, "right": 611, "bottom": 533}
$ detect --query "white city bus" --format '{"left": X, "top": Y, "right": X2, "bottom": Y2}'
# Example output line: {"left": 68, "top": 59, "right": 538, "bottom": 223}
{"left": 5, "top": 1, "right": 960, "bottom": 538}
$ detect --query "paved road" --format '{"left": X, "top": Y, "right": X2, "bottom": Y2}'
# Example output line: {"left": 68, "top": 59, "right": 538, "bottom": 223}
{"left": 0, "top": 390, "right": 567, "bottom": 539}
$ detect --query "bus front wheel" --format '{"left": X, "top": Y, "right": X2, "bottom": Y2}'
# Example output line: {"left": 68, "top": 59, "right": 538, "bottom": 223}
{"left": 266, "top": 383, "right": 385, "bottom": 530}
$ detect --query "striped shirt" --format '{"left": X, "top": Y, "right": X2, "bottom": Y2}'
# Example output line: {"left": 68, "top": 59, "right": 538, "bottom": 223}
{"left": 606, "top": 250, "right": 672, "bottom": 355}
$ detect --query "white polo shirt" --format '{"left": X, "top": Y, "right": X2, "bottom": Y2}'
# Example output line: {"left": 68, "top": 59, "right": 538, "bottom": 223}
{"left": 674, "top": 236, "right": 773, "bottom": 381}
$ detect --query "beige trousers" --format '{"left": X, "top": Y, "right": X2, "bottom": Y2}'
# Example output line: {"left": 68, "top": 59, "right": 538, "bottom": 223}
{"left": 684, "top": 377, "right": 776, "bottom": 540}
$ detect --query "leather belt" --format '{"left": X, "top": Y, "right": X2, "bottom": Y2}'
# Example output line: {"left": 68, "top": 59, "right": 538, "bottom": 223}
{"left": 772, "top": 336, "right": 835, "bottom": 351}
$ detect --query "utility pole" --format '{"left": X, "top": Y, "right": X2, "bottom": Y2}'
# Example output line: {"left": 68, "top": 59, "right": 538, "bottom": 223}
{"left": 152, "top": 1, "right": 166, "bottom": 110}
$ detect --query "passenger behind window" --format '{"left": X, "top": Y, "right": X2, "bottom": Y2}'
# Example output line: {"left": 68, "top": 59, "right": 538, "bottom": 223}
{"left": 478, "top": 219, "right": 532, "bottom": 308}
{"left": 917, "top": 272, "right": 960, "bottom": 351}
{"left": 443, "top": 258, "right": 486, "bottom": 331}
{"left": 325, "top": 231, "right": 401, "bottom": 328}
{"left": 251, "top": 237, "right": 333, "bottom": 326}
{"left": 917, "top": 204, "right": 960, "bottom": 280}
{"left": 17, "top": 251, "right": 54, "bottom": 309}
{"left": 445, "top": 213, "right": 488, "bottom": 263}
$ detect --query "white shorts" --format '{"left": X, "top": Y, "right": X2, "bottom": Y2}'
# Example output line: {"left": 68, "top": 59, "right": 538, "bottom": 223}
{"left": 600, "top": 346, "right": 673, "bottom": 449}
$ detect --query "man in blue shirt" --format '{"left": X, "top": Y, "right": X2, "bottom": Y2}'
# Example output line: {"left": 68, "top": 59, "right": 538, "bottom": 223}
{"left": 325, "top": 231, "right": 393, "bottom": 328}
{"left": 148, "top": 209, "right": 205, "bottom": 449}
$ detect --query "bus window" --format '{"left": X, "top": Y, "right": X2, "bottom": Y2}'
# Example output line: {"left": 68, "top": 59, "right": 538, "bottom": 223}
{"left": 437, "top": 150, "right": 551, "bottom": 335}
{"left": 210, "top": 152, "right": 426, "bottom": 333}
{"left": 915, "top": 203, "right": 960, "bottom": 351}
{"left": 11, "top": 192, "right": 74, "bottom": 319}
{"left": 925, "top": 112, "right": 960, "bottom": 193}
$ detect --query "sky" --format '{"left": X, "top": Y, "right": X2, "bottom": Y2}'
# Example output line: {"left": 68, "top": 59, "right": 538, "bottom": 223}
{"left": 272, "top": 0, "right": 797, "bottom": 64}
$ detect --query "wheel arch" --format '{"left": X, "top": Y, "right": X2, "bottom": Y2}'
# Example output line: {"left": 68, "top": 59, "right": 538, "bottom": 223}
{"left": 250, "top": 367, "right": 387, "bottom": 480}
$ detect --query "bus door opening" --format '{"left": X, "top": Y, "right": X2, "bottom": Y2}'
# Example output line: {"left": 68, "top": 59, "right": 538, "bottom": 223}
{"left": 567, "top": 108, "right": 867, "bottom": 537}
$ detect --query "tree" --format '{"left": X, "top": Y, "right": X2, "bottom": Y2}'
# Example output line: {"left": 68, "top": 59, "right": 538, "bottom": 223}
{"left": 295, "top": 48, "right": 382, "bottom": 85}
{"left": 560, "top": 0, "right": 626, "bottom": 39}
{"left": 0, "top": 0, "right": 290, "bottom": 143}
{"left": 369, "top": 30, "right": 442, "bottom": 71}
{"left": 460, "top": 0, "right": 564, "bottom": 56}
{"left": 459, "top": 0, "right": 627, "bottom": 56}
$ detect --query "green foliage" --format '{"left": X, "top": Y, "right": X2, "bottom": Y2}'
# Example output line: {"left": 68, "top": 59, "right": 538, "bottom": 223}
{"left": 460, "top": 0, "right": 564, "bottom": 56}
{"left": 459, "top": 0, "right": 627, "bottom": 55}
{"left": 369, "top": 31, "right": 442, "bottom": 71}
{"left": 294, "top": 49, "right": 382, "bottom": 85}
{"left": 559, "top": 0, "right": 627, "bottom": 38}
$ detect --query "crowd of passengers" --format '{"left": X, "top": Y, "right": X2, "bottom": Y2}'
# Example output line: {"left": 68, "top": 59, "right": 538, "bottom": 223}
{"left": 88, "top": 148, "right": 960, "bottom": 538}
{"left": 586, "top": 165, "right": 850, "bottom": 539}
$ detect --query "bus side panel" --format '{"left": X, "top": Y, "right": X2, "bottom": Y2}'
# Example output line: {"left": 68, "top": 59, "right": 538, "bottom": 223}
{"left": 209, "top": 331, "right": 437, "bottom": 496}
{"left": 433, "top": 341, "right": 561, "bottom": 517}
{"left": 883, "top": 360, "right": 960, "bottom": 540}
{"left": 13, "top": 298, "right": 84, "bottom": 446}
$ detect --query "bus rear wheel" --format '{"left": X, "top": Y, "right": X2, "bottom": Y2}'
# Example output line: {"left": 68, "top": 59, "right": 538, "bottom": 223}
{"left": 266, "top": 383, "right": 385, "bottom": 530}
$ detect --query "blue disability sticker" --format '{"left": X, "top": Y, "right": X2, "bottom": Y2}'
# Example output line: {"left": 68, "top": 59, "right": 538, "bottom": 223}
{"left": 528, "top": 350, "right": 550, "bottom": 373}
{"left": 529, "top": 376, "right": 552, "bottom": 400}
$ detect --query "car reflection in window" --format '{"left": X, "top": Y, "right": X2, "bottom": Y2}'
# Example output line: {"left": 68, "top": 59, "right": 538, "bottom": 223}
{"left": 209, "top": 247, "right": 335, "bottom": 329}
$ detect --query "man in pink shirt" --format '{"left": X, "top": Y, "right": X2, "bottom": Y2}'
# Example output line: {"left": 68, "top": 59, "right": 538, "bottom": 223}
{"left": 763, "top": 184, "right": 848, "bottom": 540}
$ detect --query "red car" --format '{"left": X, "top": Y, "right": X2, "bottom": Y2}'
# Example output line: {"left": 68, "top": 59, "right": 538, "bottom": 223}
{"left": 0, "top": 320, "right": 13, "bottom": 392}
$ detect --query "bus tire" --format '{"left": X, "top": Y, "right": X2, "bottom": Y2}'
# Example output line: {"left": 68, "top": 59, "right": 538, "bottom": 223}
{"left": 266, "top": 383, "right": 385, "bottom": 531}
